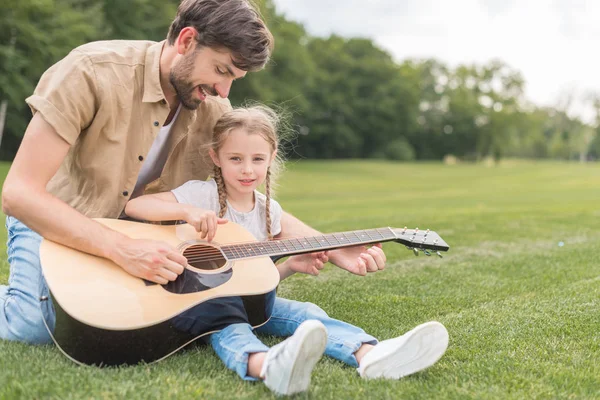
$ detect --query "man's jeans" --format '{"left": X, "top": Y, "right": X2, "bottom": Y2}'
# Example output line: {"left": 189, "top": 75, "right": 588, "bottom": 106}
{"left": 0, "top": 216, "right": 55, "bottom": 344}
{"left": 209, "top": 297, "right": 378, "bottom": 380}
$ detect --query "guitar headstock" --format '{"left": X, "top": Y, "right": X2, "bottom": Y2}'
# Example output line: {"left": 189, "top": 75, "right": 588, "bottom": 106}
{"left": 391, "top": 227, "right": 450, "bottom": 257}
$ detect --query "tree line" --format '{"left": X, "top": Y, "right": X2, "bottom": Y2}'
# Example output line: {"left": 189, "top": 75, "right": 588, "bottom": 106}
{"left": 2, "top": 0, "right": 599, "bottom": 161}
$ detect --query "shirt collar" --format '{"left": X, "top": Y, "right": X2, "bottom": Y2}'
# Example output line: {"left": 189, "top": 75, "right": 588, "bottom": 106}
{"left": 142, "top": 41, "right": 167, "bottom": 103}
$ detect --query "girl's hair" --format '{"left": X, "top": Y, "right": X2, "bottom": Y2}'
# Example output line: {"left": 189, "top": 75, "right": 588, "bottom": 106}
{"left": 210, "top": 105, "right": 284, "bottom": 239}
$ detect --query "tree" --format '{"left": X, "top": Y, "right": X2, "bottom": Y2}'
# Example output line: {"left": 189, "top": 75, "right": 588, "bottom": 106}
{"left": 0, "top": 0, "right": 103, "bottom": 158}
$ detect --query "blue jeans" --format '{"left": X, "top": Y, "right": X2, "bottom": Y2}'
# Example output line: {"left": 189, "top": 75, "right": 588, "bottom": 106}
{"left": 209, "top": 297, "right": 378, "bottom": 381}
{"left": 0, "top": 217, "right": 55, "bottom": 344}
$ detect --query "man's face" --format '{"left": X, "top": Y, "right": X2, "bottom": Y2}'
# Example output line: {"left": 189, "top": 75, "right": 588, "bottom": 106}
{"left": 169, "top": 46, "right": 247, "bottom": 110}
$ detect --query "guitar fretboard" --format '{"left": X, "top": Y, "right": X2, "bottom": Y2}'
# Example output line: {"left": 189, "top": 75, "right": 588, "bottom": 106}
{"left": 220, "top": 228, "right": 395, "bottom": 260}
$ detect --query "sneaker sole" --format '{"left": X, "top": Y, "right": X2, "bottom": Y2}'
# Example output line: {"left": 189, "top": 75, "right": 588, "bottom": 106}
{"left": 278, "top": 320, "right": 328, "bottom": 395}
{"left": 361, "top": 321, "right": 449, "bottom": 379}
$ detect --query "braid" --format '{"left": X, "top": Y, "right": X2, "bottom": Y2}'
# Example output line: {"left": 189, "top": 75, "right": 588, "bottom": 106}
{"left": 265, "top": 167, "right": 272, "bottom": 240}
{"left": 213, "top": 165, "right": 228, "bottom": 218}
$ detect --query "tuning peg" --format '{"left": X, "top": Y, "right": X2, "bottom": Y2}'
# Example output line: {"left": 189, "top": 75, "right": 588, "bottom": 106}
{"left": 413, "top": 248, "right": 419, "bottom": 256}
{"left": 436, "top": 251, "right": 443, "bottom": 258}
{"left": 424, "top": 249, "right": 431, "bottom": 256}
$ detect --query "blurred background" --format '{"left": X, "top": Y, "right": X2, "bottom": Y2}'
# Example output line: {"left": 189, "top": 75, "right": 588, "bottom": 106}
{"left": 1, "top": 0, "right": 600, "bottom": 163}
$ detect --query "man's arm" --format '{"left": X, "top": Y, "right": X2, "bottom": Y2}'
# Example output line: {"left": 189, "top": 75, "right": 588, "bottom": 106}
{"left": 278, "top": 211, "right": 386, "bottom": 276}
{"left": 2, "top": 114, "right": 186, "bottom": 284}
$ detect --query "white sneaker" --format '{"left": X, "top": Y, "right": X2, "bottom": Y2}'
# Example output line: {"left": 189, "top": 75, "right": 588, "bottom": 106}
{"left": 260, "top": 320, "right": 328, "bottom": 396}
{"left": 357, "top": 321, "right": 449, "bottom": 380}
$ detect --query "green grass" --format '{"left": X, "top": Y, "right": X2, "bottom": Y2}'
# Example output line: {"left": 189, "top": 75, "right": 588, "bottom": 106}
{"left": 0, "top": 160, "right": 599, "bottom": 399}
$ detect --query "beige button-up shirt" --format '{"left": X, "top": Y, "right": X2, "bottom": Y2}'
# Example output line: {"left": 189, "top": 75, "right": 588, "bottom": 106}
{"left": 26, "top": 40, "right": 231, "bottom": 218}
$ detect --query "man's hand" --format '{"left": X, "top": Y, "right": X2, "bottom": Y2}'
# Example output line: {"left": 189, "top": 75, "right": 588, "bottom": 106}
{"left": 327, "top": 243, "right": 386, "bottom": 276}
{"left": 110, "top": 237, "right": 188, "bottom": 284}
{"left": 183, "top": 207, "right": 228, "bottom": 241}
{"left": 286, "top": 251, "right": 329, "bottom": 276}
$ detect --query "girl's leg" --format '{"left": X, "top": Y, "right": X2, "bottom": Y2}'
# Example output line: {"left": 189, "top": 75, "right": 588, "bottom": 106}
{"left": 255, "top": 297, "right": 377, "bottom": 367}
{"left": 209, "top": 320, "right": 328, "bottom": 396}
{"left": 208, "top": 323, "right": 269, "bottom": 381}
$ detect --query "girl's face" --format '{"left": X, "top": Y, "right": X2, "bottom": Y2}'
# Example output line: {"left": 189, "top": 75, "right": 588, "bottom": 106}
{"left": 210, "top": 128, "right": 276, "bottom": 198}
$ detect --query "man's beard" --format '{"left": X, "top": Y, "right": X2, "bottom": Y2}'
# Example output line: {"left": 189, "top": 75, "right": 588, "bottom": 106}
{"left": 169, "top": 52, "right": 216, "bottom": 110}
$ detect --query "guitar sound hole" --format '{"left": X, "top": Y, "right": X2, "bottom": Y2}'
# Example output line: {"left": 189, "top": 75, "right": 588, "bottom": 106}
{"left": 183, "top": 244, "right": 226, "bottom": 270}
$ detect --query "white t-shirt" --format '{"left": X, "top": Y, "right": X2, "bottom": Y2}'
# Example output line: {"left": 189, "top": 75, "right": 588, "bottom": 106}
{"left": 171, "top": 179, "right": 283, "bottom": 241}
{"left": 132, "top": 105, "right": 182, "bottom": 198}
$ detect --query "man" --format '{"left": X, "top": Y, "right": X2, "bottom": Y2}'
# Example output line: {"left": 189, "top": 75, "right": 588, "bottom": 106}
{"left": 0, "top": 0, "right": 387, "bottom": 345}
{"left": 1, "top": 1, "right": 444, "bottom": 394}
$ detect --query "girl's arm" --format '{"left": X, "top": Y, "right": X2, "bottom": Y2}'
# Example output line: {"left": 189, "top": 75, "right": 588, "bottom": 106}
{"left": 275, "top": 259, "right": 296, "bottom": 281}
{"left": 125, "top": 192, "right": 227, "bottom": 242}
{"left": 125, "top": 192, "right": 189, "bottom": 222}
{"left": 272, "top": 231, "right": 328, "bottom": 280}
{"left": 275, "top": 252, "right": 329, "bottom": 280}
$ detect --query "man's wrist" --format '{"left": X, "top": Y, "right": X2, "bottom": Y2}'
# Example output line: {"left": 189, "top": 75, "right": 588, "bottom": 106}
{"left": 103, "top": 230, "right": 131, "bottom": 262}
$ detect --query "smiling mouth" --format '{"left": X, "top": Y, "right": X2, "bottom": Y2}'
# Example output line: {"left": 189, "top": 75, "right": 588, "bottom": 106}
{"left": 200, "top": 85, "right": 217, "bottom": 97}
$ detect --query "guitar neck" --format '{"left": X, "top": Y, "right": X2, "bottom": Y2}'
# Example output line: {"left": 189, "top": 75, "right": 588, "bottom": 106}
{"left": 220, "top": 228, "right": 396, "bottom": 260}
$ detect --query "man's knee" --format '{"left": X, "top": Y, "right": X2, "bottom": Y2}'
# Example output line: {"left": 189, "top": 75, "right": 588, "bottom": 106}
{"left": 20, "top": 316, "right": 53, "bottom": 345}
{"left": 0, "top": 297, "right": 54, "bottom": 345}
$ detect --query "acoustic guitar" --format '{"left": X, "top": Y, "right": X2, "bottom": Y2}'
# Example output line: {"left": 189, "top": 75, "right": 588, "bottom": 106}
{"left": 39, "top": 218, "right": 450, "bottom": 366}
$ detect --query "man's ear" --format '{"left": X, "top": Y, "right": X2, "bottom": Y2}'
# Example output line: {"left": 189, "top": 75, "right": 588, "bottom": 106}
{"left": 176, "top": 27, "right": 198, "bottom": 55}
{"left": 209, "top": 149, "right": 220, "bottom": 167}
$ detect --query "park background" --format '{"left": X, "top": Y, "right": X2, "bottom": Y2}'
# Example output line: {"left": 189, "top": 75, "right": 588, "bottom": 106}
{"left": 0, "top": 1, "right": 599, "bottom": 399}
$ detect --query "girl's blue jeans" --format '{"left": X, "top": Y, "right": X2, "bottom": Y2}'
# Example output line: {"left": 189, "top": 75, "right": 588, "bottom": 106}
{"left": 208, "top": 297, "right": 378, "bottom": 380}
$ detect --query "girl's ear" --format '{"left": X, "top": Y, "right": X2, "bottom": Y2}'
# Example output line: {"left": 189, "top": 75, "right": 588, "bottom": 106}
{"left": 209, "top": 149, "right": 221, "bottom": 167}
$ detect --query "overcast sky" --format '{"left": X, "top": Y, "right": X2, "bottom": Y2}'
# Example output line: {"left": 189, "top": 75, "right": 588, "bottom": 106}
{"left": 273, "top": 0, "right": 600, "bottom": 122}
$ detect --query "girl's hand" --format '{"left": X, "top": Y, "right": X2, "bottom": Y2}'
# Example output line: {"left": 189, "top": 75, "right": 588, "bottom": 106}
{"left": 286, "top": 251, "right": 329, "bottom": 276}
{"left": 327, "top": 244, "right": 386, "bottom": 276}
{"left": 183, "top": 207, "right": 228, "bottom": 241}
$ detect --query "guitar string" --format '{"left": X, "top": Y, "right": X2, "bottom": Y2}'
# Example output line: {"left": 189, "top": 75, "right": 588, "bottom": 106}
{"left": 178, "top": 228, "right": 398, "bottom": 249}
{"left": 178, "top": 228, "right": 426, "bottom": 264}
{"left": 182, "top": 243, "right": 379, "bottom": 263}
{"left": 182, "top": 240, "right": 403, "bottom": 263}
{"left": 180, "top": 228, "right": 398, "bottom": 255}
{"left": 180, "top": 231, "right": 426, "bottom": 263}
{"left": 181, "top": 236, "right": 388, "bottom": 258}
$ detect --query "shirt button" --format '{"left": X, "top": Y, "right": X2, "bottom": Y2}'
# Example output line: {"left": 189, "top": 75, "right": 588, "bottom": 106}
{"left": 160, "top": 99, "right": 167, "bottom": 105}
{"left": 138, "top": 155, "right": 144, "bottom": 161}
{"left": 122, "top": 191, "right": 129, "bottom": 196}
{"left": 153, "top": 121, "right": 159, "bottom": 127}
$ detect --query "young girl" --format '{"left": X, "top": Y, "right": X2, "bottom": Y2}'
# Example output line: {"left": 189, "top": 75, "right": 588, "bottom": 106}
{"left": 125, "top": 106, "right": 449, "bottom": 396}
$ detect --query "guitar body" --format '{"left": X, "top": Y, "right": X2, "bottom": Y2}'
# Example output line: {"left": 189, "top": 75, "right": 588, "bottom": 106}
{"left": 40, "top": 218, "right": 280, "bottom": 366}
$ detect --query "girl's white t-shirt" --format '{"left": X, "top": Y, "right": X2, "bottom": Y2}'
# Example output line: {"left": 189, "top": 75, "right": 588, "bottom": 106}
{"left": 132, "top": 106, "right": 182, "bottom": 198}
{"left": 171, "top": 179, "right": 282, "bottom": 241}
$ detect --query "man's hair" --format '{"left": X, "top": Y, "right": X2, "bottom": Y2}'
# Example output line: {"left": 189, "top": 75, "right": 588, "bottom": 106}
{"left": 167, "top": 0, "right": 274, "bottom": 72}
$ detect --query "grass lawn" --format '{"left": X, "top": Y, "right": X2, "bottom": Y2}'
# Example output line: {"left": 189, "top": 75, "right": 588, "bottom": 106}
{"left": 0, "top": 160, "right": 598, "bottom": 399}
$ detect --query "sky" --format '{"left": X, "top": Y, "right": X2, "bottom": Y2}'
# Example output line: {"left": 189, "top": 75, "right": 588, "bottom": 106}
{"left": 273, "top": 0, "right": 600, "bottom": 123}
